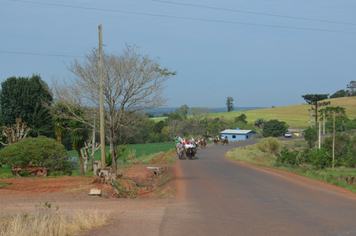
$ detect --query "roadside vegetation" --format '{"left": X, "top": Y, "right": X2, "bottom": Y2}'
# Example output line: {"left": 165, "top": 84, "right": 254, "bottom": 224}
{"left": 227, "top": 134, "right": 356, "bottom": 193}
{"left": 0, "top": 202, "right": 107, "bottom": 236}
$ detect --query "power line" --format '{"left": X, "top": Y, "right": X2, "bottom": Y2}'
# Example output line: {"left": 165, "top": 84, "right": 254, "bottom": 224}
{"left": 9, "top": 0, "right": 356, "bottom": 34}
{"left": 152, "top": 0, "right": 356, "bottom": 27}
{"left": 0, "top": 50, "right": 84, "bottom": 58}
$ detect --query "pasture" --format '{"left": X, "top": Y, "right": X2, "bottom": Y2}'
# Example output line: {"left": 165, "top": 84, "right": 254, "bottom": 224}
{"left": 153, "top": 97, "right": 356, "bottom": 128}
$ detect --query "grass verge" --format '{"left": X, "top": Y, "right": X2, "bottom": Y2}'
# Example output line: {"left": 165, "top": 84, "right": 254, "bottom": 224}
{"left": 0, "top": 204, "right": 107, "bottom": 236}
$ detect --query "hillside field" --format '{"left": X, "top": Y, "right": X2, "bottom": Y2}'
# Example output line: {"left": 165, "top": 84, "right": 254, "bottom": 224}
{"left": 207, "top": 97, "right": 356, "bottom": 128}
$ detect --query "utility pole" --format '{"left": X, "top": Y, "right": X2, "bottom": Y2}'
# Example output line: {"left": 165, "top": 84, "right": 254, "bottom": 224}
{"left": 92, "top": 113, "right": 96, "bottom": 174}
{"left": 323, "top": 110, "right": 325, "bottom": 135}
{"left": 318, "top": 122, "right": 321, "bottom": 149}
{"left": 98, "top": 24, "right": 106, "bottom": 169}
{"left": 332, "top": 112, "right": 335, "bottom": 170}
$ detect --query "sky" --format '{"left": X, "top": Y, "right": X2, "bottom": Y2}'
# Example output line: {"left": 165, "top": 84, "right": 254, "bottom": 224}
{"left": 1, "top": 0, "right": 356, "bottom": 109}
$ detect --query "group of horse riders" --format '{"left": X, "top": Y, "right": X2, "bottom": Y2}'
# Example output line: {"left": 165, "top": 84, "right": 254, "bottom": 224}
{"left": 174, "top": 135, "right": 206, "bottom": 153}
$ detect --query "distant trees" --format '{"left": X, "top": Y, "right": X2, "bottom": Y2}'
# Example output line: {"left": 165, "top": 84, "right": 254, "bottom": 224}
{"left": 329, "top": 81, "right": 356, "bottom": 98}
{"left": 330, "top": 90, "right": 350, "bottom": 99}
{"left": 302, "top": 94, "right": 329, "bottom": 125}
{"left": 262, "top": 119, "right": 288, "bottom": 137}
{"left": 190, "top": 107, "right": 209, "bottom": 122}
{"left": 175, "top": 105, "right": 189, "bottom": 119}
{"left": 0, "top": 75, "right": 54, "bottom": 137}
{"left": 226, "top": 97, "right": 234, "bottom": 112}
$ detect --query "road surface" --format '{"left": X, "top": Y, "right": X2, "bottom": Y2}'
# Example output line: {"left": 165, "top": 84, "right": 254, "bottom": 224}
{"left": 85, "top": 138, "right": 356, "bottom": 236}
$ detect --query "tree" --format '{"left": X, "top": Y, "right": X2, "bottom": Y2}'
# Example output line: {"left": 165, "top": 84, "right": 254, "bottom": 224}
{"left": 347, "top": 81, "right": 356, "bottom": 96}
{"left": 189, "top": 107, "right": 209, "bottom": 122}
{"left": 175, "top": 105, "right": 189, "bottom": 119}
{"left": 304, "top": 127, "right": 318, "bottom": 148}
{"left": 226, "top": 97, "right": 234, "bottom": 112}
{"left": 254, "top": 118, "right": 265, "bottom": 128}
{"left": 318, "top": 106, "right": 346, "bottom": 122}
{"left": 262, "top": 119, "right": 288, "bottom": 137}
{"left": 49, "top": 45, "right": 175, "bottom": 178}
{"left": 0, "top": 75, "right": 54, "bottom": 137}
{"left": 302, "top": 94, "right": 329, "bottom": 125}
{"left": 235, "top": 114, "right": 247, "bottom": 124}
{"left": 1, "top": 118, "right": 30, "bottom": 146}
{"left": 330, "top": 90, "right": 350, "bottom": 99}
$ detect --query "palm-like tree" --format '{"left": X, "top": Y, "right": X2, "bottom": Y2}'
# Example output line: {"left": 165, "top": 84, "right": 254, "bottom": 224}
{"left": 70, "top": 121, "right": 89, "bottom": 176}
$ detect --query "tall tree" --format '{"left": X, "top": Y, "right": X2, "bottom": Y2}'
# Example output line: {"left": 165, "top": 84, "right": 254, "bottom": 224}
{"left": 0, "top": 75, "right": 53, "bottom": 137}
{"left": 49, "top": 45, "right": 175, "bottom": 178}
{"left": 175, "top": 104, "right": 189, "bottom": 119}
{"left": 226, "top": 97, "right": 234, "bottom": 112}
{"left": 302, "top": 94, "right": 329, "bottom": 125}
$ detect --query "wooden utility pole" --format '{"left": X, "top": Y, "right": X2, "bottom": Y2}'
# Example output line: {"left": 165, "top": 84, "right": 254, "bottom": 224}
{"left": 318, "top": 122, "right": 321, "bottom": 149}
{"left": 92, "top": 113, "right": 96, "bottom": 174}
{"left": 323, "top": 111, "right": 325, "bottom": 135}
{"left": 98, "top": 24, "right": 106, "bottom": 168}
{"left": 332, "top": 111, "right": 335, "bottom": 170}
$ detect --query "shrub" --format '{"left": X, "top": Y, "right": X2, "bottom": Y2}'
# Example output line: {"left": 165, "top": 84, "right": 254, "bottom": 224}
{"left": 0, "top": 137, "right": 72, "bottom": 175}
{"left": 304, "top": 127, "right": 318, "bottom": 148}
{"left": 262, "top": 119, "right": 288, "bottom": 137}
{"left": 307, "top": 148, "right": 332, "bottom": 169}
{"left": 257, "top": 137, "right": 280, "bottom": 154}
{"left": 276, "top": 149, "right": 302, "bottom": 167}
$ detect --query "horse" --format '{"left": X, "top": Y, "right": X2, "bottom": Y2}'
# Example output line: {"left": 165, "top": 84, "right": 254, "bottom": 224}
{"left": 200, "top": 139, "right": 206, "bottom": 149}
{"left": 221, "top": 137, "right": 229, "bottom": 146}
{"left": 213, "top": 137, "right": 219, "bottom": 145}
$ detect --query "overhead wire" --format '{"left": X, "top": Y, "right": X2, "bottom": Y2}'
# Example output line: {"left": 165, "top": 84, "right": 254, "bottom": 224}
{"left": 151, "top": 0, "right": 356, "bottom": 27}
{"left": 0, "top": 50, "right": 85, "bottom": 58}
{"left": 9, "top": 0, "right": 356, "bottom": 34}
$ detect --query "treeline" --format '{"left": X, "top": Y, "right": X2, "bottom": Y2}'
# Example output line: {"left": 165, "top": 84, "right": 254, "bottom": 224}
{"left": 0, "top": 75, "right": 258, "bottom": 150}
{"left": 330, "top": 81, "right": 356, "bottom": 99}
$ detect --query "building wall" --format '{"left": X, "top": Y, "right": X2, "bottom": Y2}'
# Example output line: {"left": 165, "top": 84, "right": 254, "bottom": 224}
{"left": 221, "top": 133, "right": 257, "bottom": 141}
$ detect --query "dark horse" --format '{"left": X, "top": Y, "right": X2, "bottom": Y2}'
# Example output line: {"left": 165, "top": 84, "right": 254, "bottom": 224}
{"left": 200, "top": 139, "right": 206, "bottom": 149}
{"left": 221, "top": 137, "right": 229, "bottom": 146}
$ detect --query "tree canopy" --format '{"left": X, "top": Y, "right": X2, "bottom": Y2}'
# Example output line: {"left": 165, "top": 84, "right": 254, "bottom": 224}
{"left": 302, "top": 94, "right": 329, "bottom": 125}
{"left": 262, "top": 119, "right": 288, "bottom": 137}
{"left": 50, "top": 45, "right": 176, "bottom": 177}
{"left": 0, "top": 75, "right": 53, "bottom": 137}
{"left": 226, "top": 97, "right": 234, "bottom": 112}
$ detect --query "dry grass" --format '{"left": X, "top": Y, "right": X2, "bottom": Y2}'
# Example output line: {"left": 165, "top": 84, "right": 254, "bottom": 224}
{"left": 0, "top": 206, "right": 107, "bottom": 236}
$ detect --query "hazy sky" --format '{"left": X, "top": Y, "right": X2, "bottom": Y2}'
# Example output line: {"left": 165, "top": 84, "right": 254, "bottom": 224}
{"left": 1, "top": 0, "right": 356, "bottom": 108}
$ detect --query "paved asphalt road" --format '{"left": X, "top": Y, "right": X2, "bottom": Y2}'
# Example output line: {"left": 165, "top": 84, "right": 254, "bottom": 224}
{"left": 86, "top": 138, "right": 356, "bottom": 236}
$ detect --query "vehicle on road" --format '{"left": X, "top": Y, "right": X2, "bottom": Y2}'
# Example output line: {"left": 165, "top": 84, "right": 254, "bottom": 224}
{"left": 285, "top": 132, "right": 292, "bottom": 138}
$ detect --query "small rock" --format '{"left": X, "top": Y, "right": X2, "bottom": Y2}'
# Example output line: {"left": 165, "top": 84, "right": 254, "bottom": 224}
{"left": 89, "top": 188, "right": 102, "bottom": 196}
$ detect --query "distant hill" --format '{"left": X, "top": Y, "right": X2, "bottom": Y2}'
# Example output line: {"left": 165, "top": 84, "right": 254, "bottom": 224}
{"left": 208, "top": 97, "right": 356, "bottom": 128}
{"left": 142, "top": 107, "right": 266, "bottom": 117}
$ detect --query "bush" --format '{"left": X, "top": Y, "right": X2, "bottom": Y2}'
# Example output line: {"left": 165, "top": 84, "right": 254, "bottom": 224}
{"left": 276, "top": 149, "right": 302, "bottom": 167}
{"left": 257, "top": 137, "right": 280, "bottom": 154}
{"left": 307, "top": 148, "right": 332, "bottom": 169}
{"left": 0, "top": 137, "right": 72, "bottom": 175}
{"left": 262, "top": 119, "right": 288, "bottom": 137}
{"left": 304, "top": 127, "right": 318, "bottom": 148}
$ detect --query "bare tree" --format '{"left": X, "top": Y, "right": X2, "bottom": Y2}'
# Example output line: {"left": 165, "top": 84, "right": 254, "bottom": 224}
{"left": 50, "top": 45, "right": 175, "bottom": 178}
{"left": 189, "top": 107, "right": 209, "bottom": 122}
